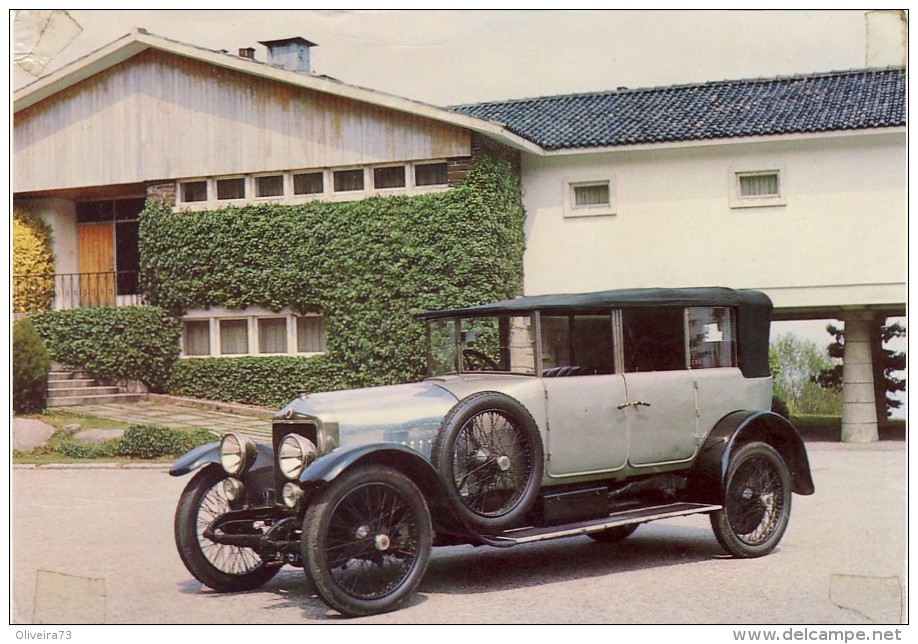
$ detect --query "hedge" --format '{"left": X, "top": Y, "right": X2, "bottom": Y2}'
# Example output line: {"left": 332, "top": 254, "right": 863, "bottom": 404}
{"left": 31, "top": 306, "right": 182, "bottom": 391}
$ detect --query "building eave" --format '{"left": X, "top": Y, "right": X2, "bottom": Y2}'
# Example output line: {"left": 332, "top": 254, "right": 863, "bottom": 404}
{"left": 535, "top": 125, "right": 907, "bottom": 156}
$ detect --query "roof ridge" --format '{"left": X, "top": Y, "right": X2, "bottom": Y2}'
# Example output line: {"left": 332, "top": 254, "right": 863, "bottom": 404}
{"left": 450, "top": 66, "right": 905, "bottom": 110}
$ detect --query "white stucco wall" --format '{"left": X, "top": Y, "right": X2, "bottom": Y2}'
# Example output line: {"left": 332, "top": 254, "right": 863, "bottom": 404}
{"left": 15, "top": 198, "right": 78, "bottom": 276}
{"left": 520, "top": 130, "right": 906, "bottom": 313}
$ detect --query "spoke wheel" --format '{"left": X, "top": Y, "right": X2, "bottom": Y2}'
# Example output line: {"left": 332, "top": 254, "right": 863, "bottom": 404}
{"left": 588, "top": 524, "right": 639, "bottom": 544}
{"left": 303, "top": 465, "right": 432, "bottom": 617}
{"left": 433, "top": 392, "right": 543, "bottom": 532}
{"left": 710, "top": 442, "right": 792, "bottom": 558}
{"left": 174, "top": 465, "right": 279, "bottom": 592}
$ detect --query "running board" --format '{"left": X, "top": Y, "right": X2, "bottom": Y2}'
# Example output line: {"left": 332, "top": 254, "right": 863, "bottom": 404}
{"left": 495, "top": 502, "right": 722, "bottom": 545}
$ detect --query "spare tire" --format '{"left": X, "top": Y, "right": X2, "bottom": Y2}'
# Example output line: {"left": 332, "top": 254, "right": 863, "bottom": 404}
{"left": 431, "top": 391, "right": 544, "bottom": 533}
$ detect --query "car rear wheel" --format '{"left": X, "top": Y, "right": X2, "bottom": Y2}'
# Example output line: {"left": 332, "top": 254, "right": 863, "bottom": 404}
{"left": 432, "top": 392, "right": 544, "bottom": 533}
{"left": 174, "top": 465, "right": 280, "bottom": 592}
{"left": 710, "top": 441, "right": 792, "bottom": 558}
{"left": 302, "top": 465, "right": 433, "bottom": 617}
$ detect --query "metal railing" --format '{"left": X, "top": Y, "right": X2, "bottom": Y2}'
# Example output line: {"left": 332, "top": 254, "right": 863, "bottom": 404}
{"left": 13, "top": 271, "right": 147, "bottom": 312}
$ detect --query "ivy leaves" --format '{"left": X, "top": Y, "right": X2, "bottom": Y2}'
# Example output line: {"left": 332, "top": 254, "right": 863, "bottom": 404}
{"left": 140, "top": 156, "right": 525, "bottom": 401}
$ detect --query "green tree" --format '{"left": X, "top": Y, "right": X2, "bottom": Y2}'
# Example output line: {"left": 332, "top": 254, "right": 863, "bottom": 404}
{"left": 815, "top": 320, "right": 906, "bottom": 423}
{"left": 770, "top": 333, "right": 842, "bottom": 416}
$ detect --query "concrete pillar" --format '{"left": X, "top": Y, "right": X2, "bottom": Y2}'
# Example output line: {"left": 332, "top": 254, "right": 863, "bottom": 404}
{"left": 841, "top": 311, "right": 879, "bottom": 442}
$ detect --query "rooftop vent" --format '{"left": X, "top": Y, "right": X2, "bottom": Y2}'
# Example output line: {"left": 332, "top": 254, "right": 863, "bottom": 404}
{"left": 258, "top": 37, "right": 317, "bottom": 73}
{"left": 238, "top": 47, "right": 256, "bottom": 60}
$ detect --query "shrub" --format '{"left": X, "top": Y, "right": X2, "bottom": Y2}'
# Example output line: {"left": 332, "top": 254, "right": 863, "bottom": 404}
{"left": 117, "top": 424, "right": 216, "bottom": 459}
{"left": 12, "top": 318, "right": 51, "bottom": 413}
{"left": 13, "top": 209, "right": 56, "bottom": 313}
{"left": 31, "top": 306, "right": 182, "bottom": 391}
{"left": 166, "top": 355, "right": 341, "bottom": 408}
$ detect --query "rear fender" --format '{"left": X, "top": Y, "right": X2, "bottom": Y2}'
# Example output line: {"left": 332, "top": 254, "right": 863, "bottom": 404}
{"left": 695, "top": 410, "right": 815, "bottom": 498}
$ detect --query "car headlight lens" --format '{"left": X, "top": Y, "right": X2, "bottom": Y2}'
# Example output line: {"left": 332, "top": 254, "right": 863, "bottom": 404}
{"left": 219, "top": 433, "right": 257, "bottom": 476}
{"left": 222, "top": 478, "right": 244, "bottom": 502}
{"left": 282, "top": 482, "right": 304, "bottom": 509}
{"left": 279, "top": 433, "right": 318, "bottom": 480}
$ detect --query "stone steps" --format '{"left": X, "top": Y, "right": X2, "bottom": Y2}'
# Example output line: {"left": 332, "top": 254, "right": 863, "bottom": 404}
{"left": 46, "top": 369, "right": 147, "bottom": 408}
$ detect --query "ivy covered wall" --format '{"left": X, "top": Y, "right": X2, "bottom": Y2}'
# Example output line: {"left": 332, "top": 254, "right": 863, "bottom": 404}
{"left": 143, "top": 156, "right": 526, "bottom": 406}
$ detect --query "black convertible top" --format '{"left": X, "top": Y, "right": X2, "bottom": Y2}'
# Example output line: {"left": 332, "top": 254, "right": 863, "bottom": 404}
{"left": 419, "top": 287, "right": 774, "bottom": 378}
{"left": 418, "top": 287, "right": 771, "bottom": 319}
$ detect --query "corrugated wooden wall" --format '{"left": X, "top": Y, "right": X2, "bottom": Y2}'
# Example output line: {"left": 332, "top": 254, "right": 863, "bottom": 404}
{"left": 14, "top": 49, "right": 472, "bottom": 193}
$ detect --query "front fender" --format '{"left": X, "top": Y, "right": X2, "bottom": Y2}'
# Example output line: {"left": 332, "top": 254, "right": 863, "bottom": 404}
{"left": 169, "top": 441, "right": 220, "bottom": 476}
{"left": 300, "top": 442, "right": 443, "bottom": 491}
{"left": 169, "top": 440, "right": 274, "bottom": 479}
{"left": 695, "top": 410, "right": 815, "bottom": 497}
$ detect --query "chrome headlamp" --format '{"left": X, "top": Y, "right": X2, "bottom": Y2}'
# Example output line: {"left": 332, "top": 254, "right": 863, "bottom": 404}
{"left": 278, "top": 433, "right": 318, "bottom": 480}
{"left": 219, "top": 432, "right": 257, "bottom": 476}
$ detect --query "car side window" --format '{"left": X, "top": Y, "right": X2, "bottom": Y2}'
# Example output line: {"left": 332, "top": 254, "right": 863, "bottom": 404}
{"left": 688, "top": 307, "right": 736, "bottom": 368}
{"left": 621, "top": 308, "right": 686, "bottom": 372}
{"left": 541, "top": 314, "right": 614, "bottom": 376}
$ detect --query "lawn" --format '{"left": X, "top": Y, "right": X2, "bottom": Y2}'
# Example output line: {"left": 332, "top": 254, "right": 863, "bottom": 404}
{"left": 13, "top": 409, "right": 215, "bottom": 464}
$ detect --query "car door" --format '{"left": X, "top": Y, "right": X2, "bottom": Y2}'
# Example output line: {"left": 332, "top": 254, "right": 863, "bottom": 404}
{"left": 541, "top": 313, "right": 629, "bottom": 477}
{"left": 619, "top": 307, "right": 699, "bottom": 467}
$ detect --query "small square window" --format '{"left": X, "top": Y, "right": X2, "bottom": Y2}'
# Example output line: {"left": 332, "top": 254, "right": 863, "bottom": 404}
{"left": 573, "top": 182, "right": 610, "bottom": 207}
{"left": 732, "top": 170, "right": 785, "bottom": 208}
{"left": 415, "top": 162, "right": 449, "bottom": 187}
{"left": 297, "top": 316, "right": 326, "bottom": 353}
{"left": 219, "top": 319, "right": 249, "bottom": 355}
{"left": 739, "top": 172, "right": 779, "bottom": 197}
{"left": 374, "top": 166, "right": 406, "bottom": 190}
{"left": 181, "top": 181, "right": 208, "bottom": 203}
{"left": 256, "top": 175, "right": 284, "bottom": 198}
{"left": 183, "top": 320, "right": 210, "bottom": 356}
{"left": 294, "top": 172, "right": 324, "bottom": 195}
{"left": 334, "top": 169, "right": 364, "bottom": 192}
{"left": 217, "top": 178, "right": 246, "bottom": 200}
{"left": 258, "top": 317, "right": 288, "bottom": 354}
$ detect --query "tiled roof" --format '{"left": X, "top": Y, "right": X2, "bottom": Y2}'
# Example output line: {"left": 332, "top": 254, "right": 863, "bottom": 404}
{"left": 451, "top": 68, "right": 905, "bottom": 150}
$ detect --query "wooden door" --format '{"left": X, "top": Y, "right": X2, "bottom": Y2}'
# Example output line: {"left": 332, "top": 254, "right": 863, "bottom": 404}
{"left": 78, "top": 223, "right": 115, "bottom": 306}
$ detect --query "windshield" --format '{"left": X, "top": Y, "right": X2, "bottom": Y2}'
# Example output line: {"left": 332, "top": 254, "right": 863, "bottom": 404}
{"left": 426, "top": 314, "right": 537, "bottom": 376}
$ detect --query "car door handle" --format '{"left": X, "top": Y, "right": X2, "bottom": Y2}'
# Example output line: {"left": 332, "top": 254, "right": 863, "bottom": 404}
{"left": 617, "top": 401, "right": 652, "bottom": 410}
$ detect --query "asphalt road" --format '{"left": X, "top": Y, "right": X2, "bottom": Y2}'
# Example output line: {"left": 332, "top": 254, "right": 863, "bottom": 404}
{"left": 11, "top": 441, "right": 907, "bottom": 625}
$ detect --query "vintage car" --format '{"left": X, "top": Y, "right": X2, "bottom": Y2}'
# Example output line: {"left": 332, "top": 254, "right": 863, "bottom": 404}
{"left": 170, "top": 287, "right": 814, "bottom": 617}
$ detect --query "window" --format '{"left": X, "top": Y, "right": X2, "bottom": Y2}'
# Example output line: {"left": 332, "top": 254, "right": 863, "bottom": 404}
{"left": 688, "top": 307, "right": 736, "bottom": 369}
{"left": 182, "top": 310, "right": 326, "bottom": 357}
{"left": 183, "top": 320, "right": 211, "bottom": 356}
{"left": 334, "top": 169, "right": 364, "bottom": 192}
{"left": 256, "top": 175, "right": 284, "bottom": 198}
{"left": 732, "top": 169, "right": 786, "bottom": 208}
{"left": 621, "top": 308, "right": 686, "bottom": 372}
{"left": 540, "top": 314, "right": 614, "bottom": 375}
{"left": 181, "top": 181, "right": 208, "bottom": 203}
{"left": 294, "top": 172, "right": 324, "bottom": 195}
{"left": 415, "top": 162, "right": 449, "bottom": 187}
{"left": 565, "top": 179, "right": 616, "bottom": 217}
{"left": 258, "top": 317, "right": 288, "bottom": 354}
{"left": 374, "top": 166, "right": 406, "bottom": 190}
{"left": 297, "top": 316, "right": 326, "bottom": 353}
{"left": 217, "top": 178, "right": 246, "bottom": 200}
{"left": 574, "top": 183, "right": 610, "bottom": 207}
{"left": 219, "top": 319, "right": 249, "bottom": 355}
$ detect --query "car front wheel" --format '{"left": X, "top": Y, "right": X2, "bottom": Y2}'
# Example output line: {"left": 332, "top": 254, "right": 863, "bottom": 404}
{"left": 710, "top": 441, "right": 792, "bottom": 558}
{"left": 174, "top": 465, "right": 280, "bottom": 591}
{"left": 302, "top": 465, "right": 433, "bottom": 617}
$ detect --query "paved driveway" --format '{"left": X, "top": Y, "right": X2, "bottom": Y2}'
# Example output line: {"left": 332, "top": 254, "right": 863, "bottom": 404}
{"left": 11, "top": 441, "right": 906, "bottom": 625}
